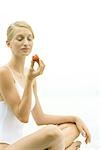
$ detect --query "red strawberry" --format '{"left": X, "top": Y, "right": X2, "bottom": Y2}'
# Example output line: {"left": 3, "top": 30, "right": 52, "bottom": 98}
{"left": 32, "top": 54, "right": 39, "bottom": 62}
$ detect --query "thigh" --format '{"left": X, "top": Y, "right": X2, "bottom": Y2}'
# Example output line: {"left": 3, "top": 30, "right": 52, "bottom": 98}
{"left": 5, "top": 125, "right": 61, "bottom": 150}
{"left": 0, "top": 143, "right": 9, "bottom": 150}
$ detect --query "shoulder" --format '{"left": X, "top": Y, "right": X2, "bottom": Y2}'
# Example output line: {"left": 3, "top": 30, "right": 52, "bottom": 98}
{"left": 0, "top": 66, "right": 9, "bottom": 77}
{"left": 0, "top": 65, "right": 13, "bottom": 85}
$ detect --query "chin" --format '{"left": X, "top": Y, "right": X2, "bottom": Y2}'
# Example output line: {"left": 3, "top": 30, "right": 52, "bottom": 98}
{"left": 22, "top": 51, "right": 31, "bottom": 56}
{"left": 22, "top": 53, "right": 30, "bottom": 56}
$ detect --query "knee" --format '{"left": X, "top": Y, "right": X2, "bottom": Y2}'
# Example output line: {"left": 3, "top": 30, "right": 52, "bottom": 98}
{"left": 69, "top": 123, "right": 80, "bottom": 138}
{"left": 45, "top": 124, "right": 64, "bottom": 142}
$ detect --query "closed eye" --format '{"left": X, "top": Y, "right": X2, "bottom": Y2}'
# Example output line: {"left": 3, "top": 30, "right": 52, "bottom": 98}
{"left": 27, "top": 36, "right": 33, "bottom": 41}
{"left": 16, "top": 36, "right": 24, "bottom": 41}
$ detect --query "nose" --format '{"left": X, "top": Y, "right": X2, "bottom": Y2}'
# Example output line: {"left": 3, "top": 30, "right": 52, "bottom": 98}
{"left": 23, "top": 38, "right": 29, "bottom": 46}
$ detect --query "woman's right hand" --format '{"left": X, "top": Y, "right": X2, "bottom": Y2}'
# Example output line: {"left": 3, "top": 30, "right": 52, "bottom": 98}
{"left": 27, "top": 58, "right": 45, "bottom": 81}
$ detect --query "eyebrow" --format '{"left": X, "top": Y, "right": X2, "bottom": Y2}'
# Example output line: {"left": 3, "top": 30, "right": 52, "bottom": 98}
{"left": 16, "top": 34, "right": 33, "bottom": 37}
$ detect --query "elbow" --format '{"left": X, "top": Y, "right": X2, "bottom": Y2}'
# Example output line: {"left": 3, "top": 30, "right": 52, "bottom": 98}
{"left": 21, "top": 118, "right": 29, "bottom": 123}
{"left": 14, "top": 107, "right": 29, "bottom": 123}
{"left": 35, "top": 120, "right": 44, "bottom": 125}
{"left": 18, "top": 116, "right": 29, "bottom": 123}
{"left": 20, "top": 118, "right": 29, "bottom": 123}
{"left": 34, "top": 116, "right": 45, "bottom": 125}
{"left": 32, "top": 110, "right": 46, "bottom": 125}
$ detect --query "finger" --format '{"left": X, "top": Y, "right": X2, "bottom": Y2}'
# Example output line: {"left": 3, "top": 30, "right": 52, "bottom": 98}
{"left": 31, "top": 60, "right": 35, "bottom": 68}
{"left": 37, "top": 63, "right": 45, "bottom": 73}
{"left": 81, "top": 130, "right": 86, "bottom": 137}
{"left": 37, "top": 68, "right": 43, "bottom": 75}
{"left": 83, "top": 129, "right": 91, "bottom": 144}
{"left": 85, "top": 136, "right": 90, "bottom": 144}
{"left": 40, "top": 59, "right": 45, "bottom": 66}
{"left": 31, "top": 69, "right": 40, "bottom": 77}
{"left": 39, "top": 59, "right": 45, "bottom": 67}
{"left": 86, "top": 133, "right": 91, "bottom": 143}
{"left": 32, "top": 68, "right": 42, "bottom": 77}
{"left": 76, "top": 125, "right": 83, "bottom": 134}
{"left": 83, "top": 127, "right": 91, "bottom": 140}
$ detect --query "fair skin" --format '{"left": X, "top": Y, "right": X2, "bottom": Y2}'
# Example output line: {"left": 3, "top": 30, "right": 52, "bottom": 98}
{"left": 0, "top": 26, "right": 91, "bottom": 150}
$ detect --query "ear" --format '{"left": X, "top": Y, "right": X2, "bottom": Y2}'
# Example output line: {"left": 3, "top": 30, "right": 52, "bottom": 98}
{"left": 6, "top": 40, "right": 10, "bottom": 47}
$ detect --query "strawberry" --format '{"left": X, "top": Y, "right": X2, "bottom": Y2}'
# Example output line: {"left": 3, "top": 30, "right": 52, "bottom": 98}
{"left": 32, "top": 54, "right": 39, "bottom": 62}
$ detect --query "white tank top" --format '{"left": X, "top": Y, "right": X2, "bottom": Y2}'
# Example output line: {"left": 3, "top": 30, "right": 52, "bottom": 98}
{"left": 0, "top": 66, "right": 35, "bottom": 144}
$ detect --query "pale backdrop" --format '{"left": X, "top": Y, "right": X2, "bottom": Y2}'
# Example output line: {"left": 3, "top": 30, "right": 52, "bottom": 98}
{"left": 0, "top": 0, "right": 100, "bottom": 149}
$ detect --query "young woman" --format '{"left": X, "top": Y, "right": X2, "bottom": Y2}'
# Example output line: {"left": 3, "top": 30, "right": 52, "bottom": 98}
{"left": 0, "top": 21, "right": 91, "bottom": 150}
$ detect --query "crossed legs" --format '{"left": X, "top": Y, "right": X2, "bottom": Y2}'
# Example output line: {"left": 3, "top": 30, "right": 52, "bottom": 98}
{"left": 5, "top": 125, "right": 64, "bottom": 150}
{"left": 5, "top": 123, "right": 81, "bottom": 150}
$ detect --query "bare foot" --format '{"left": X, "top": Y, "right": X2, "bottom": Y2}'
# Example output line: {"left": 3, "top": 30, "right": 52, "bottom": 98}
{"left": 65, "top": 141, "right": 81, "bottom": 150}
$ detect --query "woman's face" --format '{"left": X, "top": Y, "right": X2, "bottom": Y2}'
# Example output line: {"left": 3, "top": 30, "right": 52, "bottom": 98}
{"left": 8, "top": 27, "right": 34, "bottom": 57}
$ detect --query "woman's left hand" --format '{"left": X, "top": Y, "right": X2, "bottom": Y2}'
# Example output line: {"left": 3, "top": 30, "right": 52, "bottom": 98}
{"left": 75, "top": 117, "right": 91, "bottom": 144}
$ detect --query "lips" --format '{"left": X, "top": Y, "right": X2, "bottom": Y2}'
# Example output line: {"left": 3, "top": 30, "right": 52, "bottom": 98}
{"left": 20, "top": 48, "right": 29, "bottom": 52}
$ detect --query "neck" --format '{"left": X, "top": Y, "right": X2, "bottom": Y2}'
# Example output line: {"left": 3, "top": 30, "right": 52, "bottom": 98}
{"left": 8, "top": 55, "right": 25, "bottom": 74}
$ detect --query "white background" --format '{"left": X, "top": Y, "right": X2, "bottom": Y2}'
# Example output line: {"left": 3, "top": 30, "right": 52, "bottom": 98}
{"left": 0, "top": 0, "right": 100, "bottom": 149}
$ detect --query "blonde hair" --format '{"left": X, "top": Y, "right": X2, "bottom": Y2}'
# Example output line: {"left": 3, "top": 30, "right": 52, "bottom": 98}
{"left": 7, "top": 21, "right": 34, "bottom": 42}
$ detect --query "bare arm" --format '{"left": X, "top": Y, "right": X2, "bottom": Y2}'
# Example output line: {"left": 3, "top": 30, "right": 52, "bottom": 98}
{"left": 31, "top": 80, "right": 76, "bottom": 125}
{"left": 31, "top": 80, "right": 91, "bottom": 144}
{"left": 0, "top": 59, "right": 44, "bottom": 123}
{"left": 0, "top": 67, "right": 33, "bottom": 123}
{"left": 31, "top": 58, "right": 91, "bottom": 144}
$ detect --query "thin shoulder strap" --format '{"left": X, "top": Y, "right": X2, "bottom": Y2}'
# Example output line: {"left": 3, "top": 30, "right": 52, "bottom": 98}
{"left": 5, "top": 65, "right": 16, "bottom": 83}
